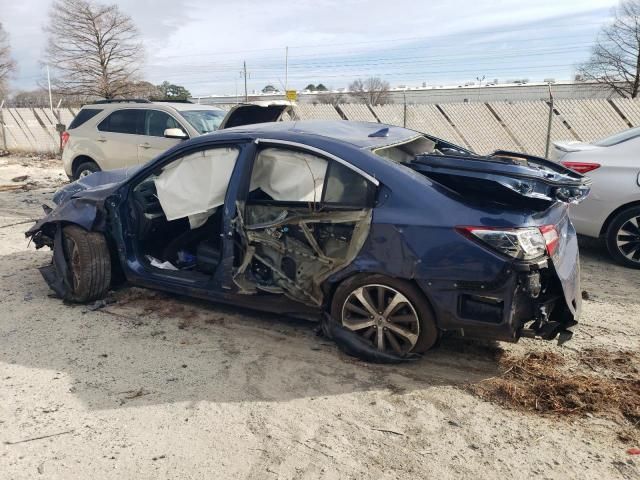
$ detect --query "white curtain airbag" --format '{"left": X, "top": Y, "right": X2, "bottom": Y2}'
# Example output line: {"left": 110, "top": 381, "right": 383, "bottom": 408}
{"left": 250, "top": 148, "right": 327, "bottom": 202}
{"left": 154, "top": 148, "right": 239, "bottom": 222}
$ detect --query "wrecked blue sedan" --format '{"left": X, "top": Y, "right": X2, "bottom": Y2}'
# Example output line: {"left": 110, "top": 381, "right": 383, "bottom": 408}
{"left": 26, "top": 121, "right": 590, "bottom": 357}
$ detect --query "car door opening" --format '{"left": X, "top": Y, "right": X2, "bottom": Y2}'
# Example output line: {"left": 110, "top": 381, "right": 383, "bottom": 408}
{"left": 129, "top": 147, "right": 240, "bottom": 275}
{"left": 232, "top": 146, "right": 375, "bottom": 305}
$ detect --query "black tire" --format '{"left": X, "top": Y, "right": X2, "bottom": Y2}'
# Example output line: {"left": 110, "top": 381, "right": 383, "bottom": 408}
{"left": 62, "top": 225, "right": 112, "bottom": 302}
{"left": 73, "top": 160, "right": 100, "bottom": 180}
{"left": 605, "top": 206, "right": 640, "bottom": 269}
{"left": 330, "top": 274, "right": 439, "bottom": 354}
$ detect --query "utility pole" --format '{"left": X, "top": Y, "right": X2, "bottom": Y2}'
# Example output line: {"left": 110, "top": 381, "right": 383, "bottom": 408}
{"left": 46, "top": 65, "right": 54, "bottom": 113}
{"left": 0, "top": 99, "right": 7, "bottom": 151}
{"left": 285, "top": 46, "right": 289, "bottom": 92}
{"left": 544, "top": 83, "right": 554, "bottom": 159}
{"left": 243, "top": 61, "right": 248, "bottom": 102}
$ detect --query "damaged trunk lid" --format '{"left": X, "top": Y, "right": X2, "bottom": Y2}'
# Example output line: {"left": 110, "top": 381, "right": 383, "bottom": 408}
{"left": 409, "top": 150, "right": 591, "bottom": 210}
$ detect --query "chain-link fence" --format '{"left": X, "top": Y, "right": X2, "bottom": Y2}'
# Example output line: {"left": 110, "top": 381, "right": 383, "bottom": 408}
{"left": 1, "top": 97, "right": 638, "bottom": 156}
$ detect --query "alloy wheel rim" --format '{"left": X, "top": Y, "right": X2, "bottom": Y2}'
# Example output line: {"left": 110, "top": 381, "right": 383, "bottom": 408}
{"left": 63, "top": 237, "right": 81, "bottom": 290}
{"left": 341, "top": 284, "right": 420, "bottom": 355}
{"left": 79, "top": 169, "right": 93, "bottom": 178}
{"left": 616, "top": 216, "right": 640, "bottom": 263}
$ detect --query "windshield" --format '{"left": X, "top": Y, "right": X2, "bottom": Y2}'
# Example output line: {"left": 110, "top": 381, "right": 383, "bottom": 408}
{"left": 179, "top": 109, "right": 226, "bottom": 134}
{"left": 594, "top": 127, "right": 640, "bottom": 147}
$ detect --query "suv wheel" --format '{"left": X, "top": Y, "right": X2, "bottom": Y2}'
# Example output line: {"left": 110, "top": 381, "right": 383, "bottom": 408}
{"left": 605, "top": 206, "right": 640, "bottom": 269}
{"left": 331, "top": 274, "right": 439, "bottom": 355}
{"left": 74, "top": 160, "right": 100, "bottom": 180}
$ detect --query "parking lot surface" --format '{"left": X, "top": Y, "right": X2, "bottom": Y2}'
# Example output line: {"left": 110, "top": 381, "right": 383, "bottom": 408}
{"left": 1, "top": 155, "right": 638, "bottom": 479}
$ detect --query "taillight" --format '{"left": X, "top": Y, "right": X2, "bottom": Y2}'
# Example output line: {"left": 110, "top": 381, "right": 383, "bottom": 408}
{"left": 61, "top": 131, "right": 70, "bottom": 149}
{"left": 457, "top": 226, "right": 547, "bottom": 260}
{"left": 539, "top": 224, "right": 559, "bottom": 256}
{"left": 457, "top": 224, "right": 560, "bottom": 260}
{"left": 561, "top": 161, "right": 600, "bottom": 174}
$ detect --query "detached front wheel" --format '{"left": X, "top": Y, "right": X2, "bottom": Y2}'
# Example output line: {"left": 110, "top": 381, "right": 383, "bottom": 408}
{"left": 62, "top": 225, "right": 112, "bottom": 302}
{"left": 331, "top": 274, "right": 439, "bottom": 356}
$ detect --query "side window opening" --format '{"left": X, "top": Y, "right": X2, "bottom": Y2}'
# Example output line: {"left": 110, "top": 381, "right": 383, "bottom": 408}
{"left": 249, "top": 147, "right": 328, "bottom": 204}
{"left": 97, "top": 109, "right": 143, "bottom": 135}
{"left": 247, "top": 147, "right": 376, "bottom": 208}
{"left": 144, "top": 110, "right": 182, "bottom": 137}
{"left": 68, "top": 108, "right": 102, "bottom": 129}
{"left": 324, "top": 161, "right": 376, "bottom": 207}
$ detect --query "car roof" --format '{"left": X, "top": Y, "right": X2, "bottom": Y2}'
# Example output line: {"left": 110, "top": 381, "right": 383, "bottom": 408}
{"left": 80, "top": 102, "right": 225, "bottom": 112}
{"left": 161, "top": 102, "right": 225, "bottom": 112}
{"left": 222, "top": 120, "right": 422, "bottom": 149}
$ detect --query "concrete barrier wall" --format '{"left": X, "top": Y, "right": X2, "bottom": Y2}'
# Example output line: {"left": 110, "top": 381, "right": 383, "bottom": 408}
{"left": 1, "top": 99, "right": 637, "bottom": 156}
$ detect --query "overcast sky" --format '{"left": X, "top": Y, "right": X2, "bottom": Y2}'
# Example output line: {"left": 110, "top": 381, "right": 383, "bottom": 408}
{"left": 2, "top": 0, "right": 619, "bottom": 96}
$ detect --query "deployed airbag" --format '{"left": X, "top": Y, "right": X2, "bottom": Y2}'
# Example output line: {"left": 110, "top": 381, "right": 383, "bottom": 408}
{"left": 250, "top": 148, "right": 327, "bottom": 202}
{"left": 154, "top": 147, "right": 239, "bottom": 223}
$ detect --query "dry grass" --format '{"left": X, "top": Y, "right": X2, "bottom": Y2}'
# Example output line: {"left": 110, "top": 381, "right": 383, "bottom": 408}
{"left": 468, "top": 350, "right": 640, "bottom": 442}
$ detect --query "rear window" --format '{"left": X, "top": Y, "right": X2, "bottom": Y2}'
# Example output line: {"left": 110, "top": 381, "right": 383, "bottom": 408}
{"left": 594, "top": 127, "right": 640, "bottom": 147}
{"left": 98, "top": 109, "right": 144, "bottom": 134}
{"left": 68, "top": 108, "right": 102, "bottom": 130}
{"left": 324, "top": 161, "right": 376, "bottom": 207}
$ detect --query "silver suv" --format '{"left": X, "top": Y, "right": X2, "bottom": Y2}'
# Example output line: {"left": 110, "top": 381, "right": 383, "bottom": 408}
{"left": 61, "top": 100, "right": 227, "bottom": 179}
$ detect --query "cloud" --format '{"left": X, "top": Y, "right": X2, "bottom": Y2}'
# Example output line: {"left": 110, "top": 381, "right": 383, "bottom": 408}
{"left": 1, "top": 0, "right": 618, "bottom": 94}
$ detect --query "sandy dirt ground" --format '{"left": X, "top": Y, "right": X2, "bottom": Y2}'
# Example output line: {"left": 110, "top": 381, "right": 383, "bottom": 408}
{"left": 0, "top": 155, "right": 638, "bottom": 480}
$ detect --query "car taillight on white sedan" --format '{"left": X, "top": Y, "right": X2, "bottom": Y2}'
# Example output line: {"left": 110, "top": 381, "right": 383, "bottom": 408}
{"left": 61, "top": 131, "right": 70, "bottom": 150}
{"left": 457, "top": 225, "right": 560, "bottom": 260}
{"left": 561, "top": 161, "right": 600, "bottom": 174}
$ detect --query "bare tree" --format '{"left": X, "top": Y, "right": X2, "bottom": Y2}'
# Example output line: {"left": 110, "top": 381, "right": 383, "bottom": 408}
{"left": 578, "top": 0, "right": 640, "bottom": 98}
{"left": 0, "top": 23, "right": 16, "bottom": 96}
{"left": 44, "top": 0, "right": 144, "bottom": 99}
{"left": 317, "top": 91, "right": 347, "bottom": 106}
{"left": 348, "top": 77, "right": 391, "bottom": 105}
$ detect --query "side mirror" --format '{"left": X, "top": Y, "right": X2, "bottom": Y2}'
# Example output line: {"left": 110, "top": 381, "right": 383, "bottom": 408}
{"left": 164, "top": 128, "right": 188, "bottom": 140}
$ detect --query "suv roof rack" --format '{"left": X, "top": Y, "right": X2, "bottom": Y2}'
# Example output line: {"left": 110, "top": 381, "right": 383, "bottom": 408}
{"left": 150, "top": 99, "right": 194, "bottom": 103}
{"left": 91, "top": 99, "right": 152, "bottom": 104}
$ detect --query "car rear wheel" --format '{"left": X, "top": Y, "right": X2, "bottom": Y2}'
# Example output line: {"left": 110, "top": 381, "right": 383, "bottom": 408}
{"left": 73, "top": 160, "right": 100, "bottom": 180}
{"left": 62, "top": 225, "right": 112, "bottom": 302}
{"left": 605, "top": 206, "right": 640, "bottom": 269}
{"left": 331, "top": 274, "right": 439, "bottom": 355}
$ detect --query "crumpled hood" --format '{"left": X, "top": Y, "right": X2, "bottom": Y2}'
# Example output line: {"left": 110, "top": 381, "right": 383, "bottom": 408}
{"left": 53, "top": 166, "right": 142, "bottom": 205}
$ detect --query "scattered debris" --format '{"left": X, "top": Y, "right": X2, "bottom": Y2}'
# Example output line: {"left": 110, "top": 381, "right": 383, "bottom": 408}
{"left": 123, "top": 388, "right": 150, "bottom": 399}
{"left": 4, "top": 429, "right": 74, "bottom": 445}
{"left": 627, "top": 448, "right": 640, "bottom": 455}
{"left": 0, "top": 184, "right": 26, "bottom": 192}
{"left": 371, "top": 427, "right": 405, "bottom": 436}
{"left": 86, "top": 299, "right": 107, "bottom": 312}
{"left": 468, "top": 351, "right": 640, "bottom": 441}
{"left": 152, "top": 454, "right": 166, "bottom": 461}
{"left": 11, "top": 175, "right": 29, "bottom": 182}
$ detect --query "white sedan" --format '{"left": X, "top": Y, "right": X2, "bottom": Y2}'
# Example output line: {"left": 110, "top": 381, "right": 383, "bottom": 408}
{"left": 552, "top": 128, "right": 640, "bottom": 269}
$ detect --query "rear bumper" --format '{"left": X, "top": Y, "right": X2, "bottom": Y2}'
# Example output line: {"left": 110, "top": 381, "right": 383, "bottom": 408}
{"left": 418, "top": 250, "right": 580, "bottom": 343}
